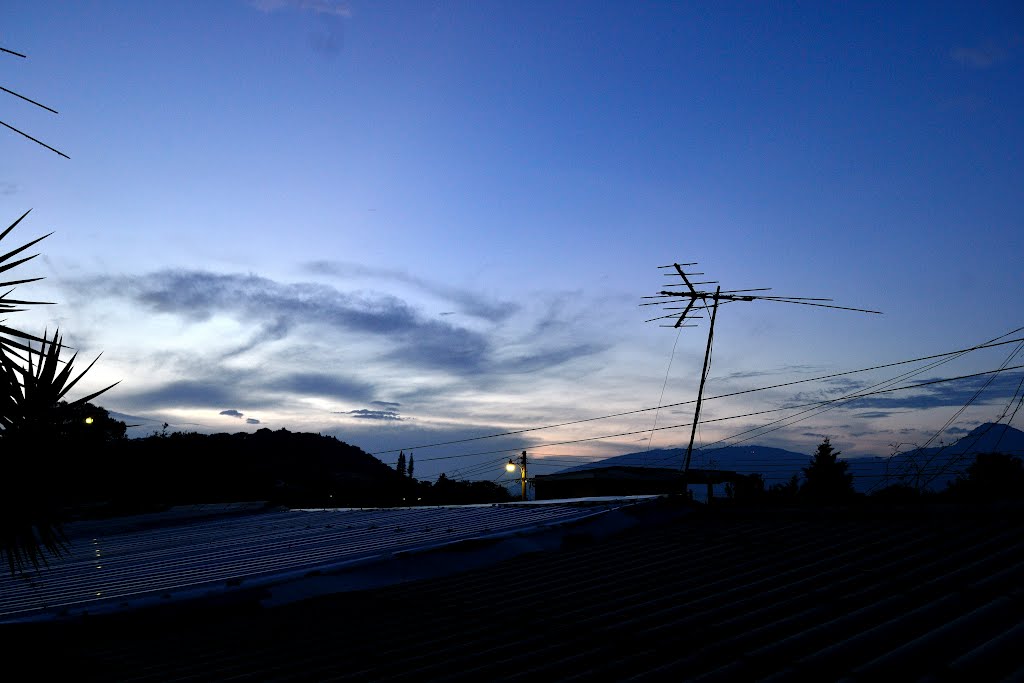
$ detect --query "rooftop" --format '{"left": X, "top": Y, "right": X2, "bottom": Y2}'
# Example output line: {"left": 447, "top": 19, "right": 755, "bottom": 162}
{"left": 6, "top": 499, "right": 1024, "bottom": 681}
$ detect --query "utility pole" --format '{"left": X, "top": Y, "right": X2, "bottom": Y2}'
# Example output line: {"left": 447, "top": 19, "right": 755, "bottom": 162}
{"left": 506, "top": 450, "right": 529, "bottom": 501}
{"left": 518, "top": 450, "right": 528, "bottom": 501}
{"left": 643, "top": 262, "right": 880, "bottom": 498}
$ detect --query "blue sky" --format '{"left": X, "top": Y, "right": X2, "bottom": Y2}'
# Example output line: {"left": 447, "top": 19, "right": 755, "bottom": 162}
{"left": 4, "top": 1, "right": 1023, "bottom": 481}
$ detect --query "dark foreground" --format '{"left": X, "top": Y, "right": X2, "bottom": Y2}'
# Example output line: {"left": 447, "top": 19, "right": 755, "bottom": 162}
{"left": 14, "top": 500, "right": 1024, "bottom": 681}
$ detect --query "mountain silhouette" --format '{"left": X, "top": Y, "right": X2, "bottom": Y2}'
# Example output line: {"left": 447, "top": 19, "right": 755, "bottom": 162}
{"left": 557, "top": 423, "right": 1024, "bottom": 493}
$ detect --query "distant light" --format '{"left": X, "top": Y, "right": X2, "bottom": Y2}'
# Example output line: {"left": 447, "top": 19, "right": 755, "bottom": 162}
{"left": 85, "top": 416, "right": 94, "bottom": 424}
{"left": 506, "top": 461, "right": 516, "bottom": 472}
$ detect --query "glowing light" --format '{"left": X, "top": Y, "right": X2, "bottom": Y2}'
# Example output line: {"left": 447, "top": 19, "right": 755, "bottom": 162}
{"left": 85, "top": 416, "right": 94, "bottom": 424}
{"left": 506, "top": 461, "right": 516, "bottom": 472}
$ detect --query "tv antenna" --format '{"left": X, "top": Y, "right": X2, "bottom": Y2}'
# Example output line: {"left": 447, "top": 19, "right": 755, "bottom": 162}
{"left": 641, "top": 262, "right": 881, "bottom": 486}
{"left": 2, "top": 45, "right": 69, "bottom": 158}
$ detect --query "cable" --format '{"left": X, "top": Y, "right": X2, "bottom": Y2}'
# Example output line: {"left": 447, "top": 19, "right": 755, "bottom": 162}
{"left": 671, "top": 327, "right": 1024, "bottom": 466}
{"left": 913, "top": 338, "right": 1024, "bottom": 490}
{"left": 870, "top": 337, "right": 1024, "bottom": 493}
{"left": 396, "top": 364, "right": 1024, "bottom": 464}
{"left": 644, "top": 326, "right": 683, "bottom": 464}
{"left": 371, "top": 333, "right": 1024, "bottom": 456}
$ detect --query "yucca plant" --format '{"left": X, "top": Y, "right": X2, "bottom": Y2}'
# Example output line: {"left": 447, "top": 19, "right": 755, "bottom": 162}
{"left": 0, "top": 211, "right": 116, "bottom": 574}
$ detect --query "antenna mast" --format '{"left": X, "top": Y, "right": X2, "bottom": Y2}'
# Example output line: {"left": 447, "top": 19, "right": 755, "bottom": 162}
{"left": 642, "top": 262, "right": 881, "bottom": 496}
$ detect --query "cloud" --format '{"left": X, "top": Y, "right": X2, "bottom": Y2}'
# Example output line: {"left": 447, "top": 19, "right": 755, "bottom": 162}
{"left": 118, "top": 380, "right": 248, "bottom": 410}
{"left": 0, "top": 182, "right": 16, "bottom": 196}
{"left": 842, "top": 371, "right": 1024, "bottom": 411}
{"left": 72, "top": 269, "right": 496, "bottom": 371}
{"left": 853, "top": 411, "right": 904, "bottom": 419}
{"left": 267, "top": 372, "right": 375, "bottom": 401}
{"left": 220, "top": 408, "right": 261, "bottom": 425}
{"left": 70, "top": 269, "right": 607, "bottom": 383}
{"left": 500, "top": 343, "right": 607, "bottom": 375}
{"left": 343, "top": 408, "right": 403, "bottom": 421}
{"left": 303, "top": 261, "right": 517, "bottom": 323}
{"left": 63, "top": 268, "right": 618, "bottom": 424}
{"left": 251, "top": 0, "right": 351, "bottom": 18}
{"left": 951, "top": 45, "right": 1008, "bottom": 69}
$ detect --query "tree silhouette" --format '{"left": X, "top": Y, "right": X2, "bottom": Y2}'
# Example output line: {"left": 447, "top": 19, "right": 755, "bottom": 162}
{"left": 800, "top": 438, "right": 854, "bottom": 503}
{"left": 396, "top": 451, "right": 407, "bottom": 478}
{"left": 944, "top": 452, "right": 1024, "bottom": 502}
{"left": 767, "top": 474, "right": 801, "bottom": 501}
{"left": 407, "top": 453, "right": 414, "bottom": 479}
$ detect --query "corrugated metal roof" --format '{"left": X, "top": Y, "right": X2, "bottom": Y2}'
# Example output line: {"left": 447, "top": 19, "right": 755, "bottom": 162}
{"left": 0, "top": 498, "right": 648, "bottom": 623}
{"left": 6, "top": 500, "right": 1024, "bottom": 681}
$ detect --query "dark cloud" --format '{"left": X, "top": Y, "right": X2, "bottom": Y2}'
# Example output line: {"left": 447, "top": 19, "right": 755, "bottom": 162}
{"left": 500, "top": 343, "right": 608, "bottom": 375}
{"left": 67, "top": 268, "right": 617, "bottom": 415}
{"left": 853, "top": 411, "right": 903, "bottom": 419}
{"left": 220, "top": 409, "right": 244, "bottom": 418}
{"left": 344, "top": 409, "right": 402, "bottom": 421}
{"left": 843, "top": 371, "right": 1024, "bottom": 411}
{"left": 246, "top": 418, "right": 261, "bottom": 425}
{"left": 267, "top": 372, "right": 375, "bottom": 401}
{"left": 302, "top": 261, "right": 517, "bottom": 323}
{"left": 371, "top": 400, "right": 401, "bottom": 409}
{"left": 220, "top": 318, "right": 292, "bottom": 358}
{"left": 801, "top": 431, "right": 832, "bottom": 441}
{"left": 118, "top": 380, "right": 246, "bottom": 410}
{"left": 72, "top": 269, "right": 497, "bottom": 372}
{"left": 720, "top": 365, "right": 823, "bottom": 382}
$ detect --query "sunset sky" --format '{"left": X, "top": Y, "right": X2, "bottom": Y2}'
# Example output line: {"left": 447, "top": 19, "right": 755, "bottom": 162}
{"left": 4, "top": 1, "right": 1022, "bottom": 480}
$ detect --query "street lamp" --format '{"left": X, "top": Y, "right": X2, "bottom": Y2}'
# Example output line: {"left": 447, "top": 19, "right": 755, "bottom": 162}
{"left": 505, "top": 451, "right": 528, "bottom": 501}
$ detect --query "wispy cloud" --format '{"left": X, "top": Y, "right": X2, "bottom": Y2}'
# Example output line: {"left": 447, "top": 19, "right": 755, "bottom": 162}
{"left": 303, "top": 260, "right": 517, "bottom": 322}
{"left": 251, "top": 0, "right": 351, "bottom": 18}
{"left": 72, "top": 269, "right": 495, "bottom": 371}
{"left": 951, "top": 43, "right": 1010, "bottom": 69}
{"left": 62, "top": 268, "right": 610, "bottom": 422}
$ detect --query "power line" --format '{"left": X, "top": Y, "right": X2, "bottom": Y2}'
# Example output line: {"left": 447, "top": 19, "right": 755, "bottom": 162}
{"left": 397, "top": 364, "right": 1024, "bottom": 464}
{"left": 372, "top": 333, "right": 1024, "bottom": 457}
{"left": 861, "top": 336, "right": 1024, "bottom": 493}
{"left": 663, "top": 327, "right": 1024, "bottom": 466}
